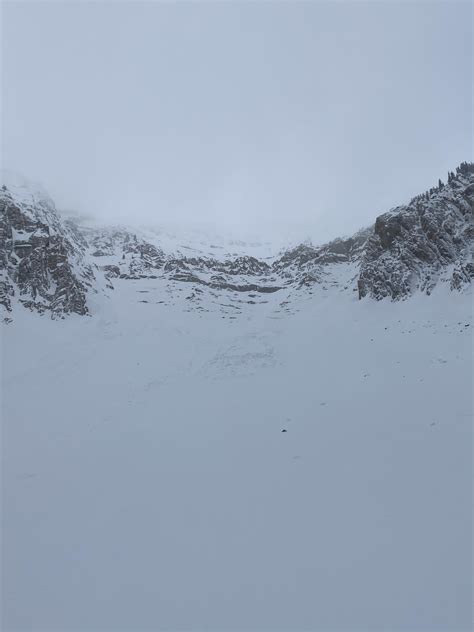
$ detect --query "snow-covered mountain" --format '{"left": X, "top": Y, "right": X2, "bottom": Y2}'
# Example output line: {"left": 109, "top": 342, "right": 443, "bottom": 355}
{"left": 1, "top": 162, "right": 473, "bottom": 320}
{"left": 3, "top": 249, "right": 472, "bottom": 631}
{"left": 2, "top": 165, "right": 472, "bottom": 630}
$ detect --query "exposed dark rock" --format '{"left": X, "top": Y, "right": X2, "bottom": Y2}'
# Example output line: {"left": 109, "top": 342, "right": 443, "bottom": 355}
{"left": 101, "top": 264, "right": 121, "bottom": 278}
{"left": 358, "top": 166, "right": 473, "bottom": 300}
{"left": 274, "top": 229, "right": 370, "bottom": 271}
{"left": 272, "top": 228, "right": 371, "bottom": 289}
{"left": 0, "top": 185, "right": 95, "bottom": 317}
{"left": 84, "top": 227, "right": 165, "bottom": 279}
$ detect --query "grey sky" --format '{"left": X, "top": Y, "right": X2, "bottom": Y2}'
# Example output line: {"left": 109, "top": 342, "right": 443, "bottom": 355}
{"left": 2, "top": 1, "right": 472, "bottom": 243}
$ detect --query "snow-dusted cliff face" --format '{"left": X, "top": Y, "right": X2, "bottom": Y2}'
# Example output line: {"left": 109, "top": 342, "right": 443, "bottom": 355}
{"left": 0, "top": 179, "right": 108, "bottom": 318}
{"left": 358, "top": 162, "right": 474, "bottom": 299}
{"left": 1, "top": 163, "right": 473, "bottom": 320}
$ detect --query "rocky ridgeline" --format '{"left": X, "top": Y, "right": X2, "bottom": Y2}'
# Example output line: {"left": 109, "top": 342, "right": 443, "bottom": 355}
{"left": 1, "top": 163, "right": 472, "bottom": 319}
{"left": 358, "top": 163, "right": 474, "bottom": 299}
{"left": 274, "top": 228, "right": 371, "bottom": 287}
{"left": 79, "top": 226, "right": 166, "bottom": 280}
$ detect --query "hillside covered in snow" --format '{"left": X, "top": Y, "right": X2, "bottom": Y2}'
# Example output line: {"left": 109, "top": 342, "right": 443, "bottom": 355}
{"left": 1, "top": 164, "right": 472, "bottom": 631}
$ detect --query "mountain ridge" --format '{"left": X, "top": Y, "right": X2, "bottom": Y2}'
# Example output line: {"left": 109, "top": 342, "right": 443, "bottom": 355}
{"left": 1, "top": 163, "right": 472, "bottom": 319}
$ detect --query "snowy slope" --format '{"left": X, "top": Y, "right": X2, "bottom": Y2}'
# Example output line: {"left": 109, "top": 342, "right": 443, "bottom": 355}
{"left": 1, "top": 164, "right": 473, "bottom": 629}
{"left": 2, "top": 276, "right": 472, "bottom": 630}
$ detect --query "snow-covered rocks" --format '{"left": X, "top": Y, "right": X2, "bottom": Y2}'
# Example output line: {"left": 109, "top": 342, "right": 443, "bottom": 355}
{"left": 358, "top": 163, "right": 474, "bottom": 300}
{"left": 1, "top": 162, "right": 473, "bottom": 319}
{"left": 0, "top": 182, "right": 98, "bottom": 317}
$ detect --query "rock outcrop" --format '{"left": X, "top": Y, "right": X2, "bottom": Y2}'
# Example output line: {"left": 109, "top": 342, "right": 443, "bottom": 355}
{"left": 358, "top": 163, "right": 474, "bottom": 299}
{"left": 0, "top": 183, "right": 98, "bottom": 317}
{"left": 273, "top": 228, "right": 371, "bottom": 287}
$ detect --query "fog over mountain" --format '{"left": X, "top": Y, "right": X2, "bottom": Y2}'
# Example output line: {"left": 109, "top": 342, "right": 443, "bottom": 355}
{"left": 1, "top": 3, "right": 473, "bottom": 631}
{"left": 2, "top": 1, "right": 472, "bottom": 241}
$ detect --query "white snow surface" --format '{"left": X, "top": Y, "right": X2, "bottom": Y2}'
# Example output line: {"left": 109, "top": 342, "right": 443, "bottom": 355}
{"left": 1, "top": 277, "right": 472, "bottom": 631}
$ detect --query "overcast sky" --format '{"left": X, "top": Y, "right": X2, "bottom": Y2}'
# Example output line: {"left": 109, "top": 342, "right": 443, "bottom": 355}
{"left": 1, "top": 1, "right": 472, "bottom": 242}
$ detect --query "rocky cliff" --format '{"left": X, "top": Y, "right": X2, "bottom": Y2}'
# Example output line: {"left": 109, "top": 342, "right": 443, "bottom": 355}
{"left": 0, "top": 181, "right": 101, "bottom": 318}
{"left": 1, "top": 163, "right": 472, "bottom": 319}
{"left": 358, "top": 162, "right": 474, "bottom": 299}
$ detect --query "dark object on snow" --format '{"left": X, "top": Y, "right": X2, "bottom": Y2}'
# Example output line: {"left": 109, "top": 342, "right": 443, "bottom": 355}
{"left": 281, "top": 429, "right": 287, "bottom": 433}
